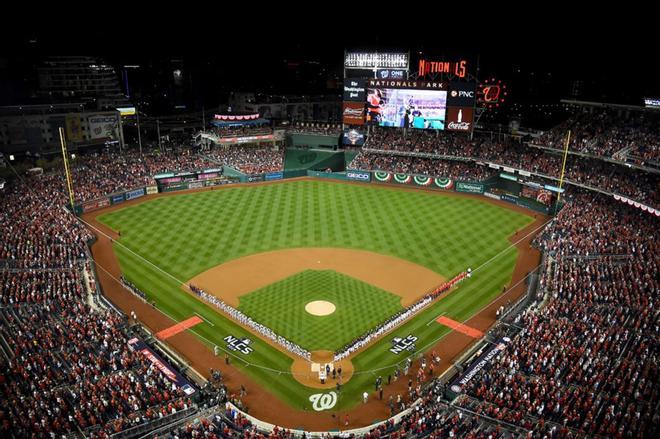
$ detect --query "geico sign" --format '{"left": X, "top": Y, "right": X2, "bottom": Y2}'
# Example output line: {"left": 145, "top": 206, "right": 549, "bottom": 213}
{"left": 450, "top": 90, "right": 474, "bottom": 98}
{"left": 347, "top": 172, "right": 369, "bottom": 181}
{"left": 447, "top": 121, "right": 471, "bottom": 131}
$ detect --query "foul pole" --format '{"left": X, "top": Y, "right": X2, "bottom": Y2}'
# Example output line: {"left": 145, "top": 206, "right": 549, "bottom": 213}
{"left": 59, "top": 127, "right": 75, "bottom": 211}
{"left": 556, "top": 130, "right": 571, "bottom": 204}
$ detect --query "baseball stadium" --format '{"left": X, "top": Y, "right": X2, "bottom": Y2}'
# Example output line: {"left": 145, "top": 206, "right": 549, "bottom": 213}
{"left": 0, "top": 26, "right": 658, "bottom": 439}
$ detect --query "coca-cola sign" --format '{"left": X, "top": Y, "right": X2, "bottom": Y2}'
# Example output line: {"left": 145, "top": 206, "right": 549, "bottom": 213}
{"left": 445, "top": 107, "right": 473, "bottom": 132}
{"left": 447, "top": 121, "right": 471, "bottom": 131}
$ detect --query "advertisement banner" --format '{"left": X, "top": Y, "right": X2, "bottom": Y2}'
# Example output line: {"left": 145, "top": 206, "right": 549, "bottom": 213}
{"left": 447, "top": 82, "right": 477, "bottom": 107}
{"left": 111, "top": 193, "right": 125, "bottom": 204}
{"left": 188, "top": 181, "right": 204, "bottom": 189}
{"left": 198, "top": 172, "right": 219, "bottom": 180}
{"left": 501, "top": 193, "right": 519, "bottom": 204}
{"left": 449, "top": 337, "right": 510, "bottom": 394}
{"left": 162, "top": 182, "right": 189, "bottom": 192}
{"left": 376, "top": 69, "right": 407, "bottom": 80}
{"left": 343, "top": 102, "right": 366, "bottom": 125}
{"left": 343, "top": 79, "right": 366, "bottom": 102}
{"left": 265, "top": 172, "right": 284, "bottom": 181}
{"left": 88, "top": 114, "right": 119, "bottom": 140}
{"left": 215, "top": 134, "right": 274, "bottom": 144}
{"left": 82, "top": 198, "right": 111, "bottom": 213}
{"left": 346, "top": 171, "right": 371, "bottom": 182}
{"left": 543, "top": 184, "right": 565, "bottom": 194}
{"left": 445, "top": 107, "right": 474, "bottom": 132}
{"left": 247, "top": 175, "right": 264, "bottom": 183}
{"left": 158, "top": 176, "right": 183, "bottom": 184}
{"left": 484, "top": 192, "right": 500, "bottom": 200}
{"left": 125, "top": 188, "right": 145, "bottom": 200}
{"left": 128, "top": 338, "right": 196, "bottom": 395}
{"left": 204, "top": 179, "right": 231, "bottom": 187}
{"left": 146, "top": 186, "right": 159, "bottom": 195}
{"left": 455, "top": 181, "right": 484, "bottom": 194}
{"left": 65, "top": 115, "right": 84, "bottom": 142}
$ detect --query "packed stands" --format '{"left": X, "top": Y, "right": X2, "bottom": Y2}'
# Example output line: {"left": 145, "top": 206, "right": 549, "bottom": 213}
{"left": 207, "top": 146, "right": 284, "bottom": 174}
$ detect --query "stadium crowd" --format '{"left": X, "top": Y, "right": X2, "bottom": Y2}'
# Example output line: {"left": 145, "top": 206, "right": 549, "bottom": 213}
{"left": 352, "top": 127, "right": 659, "bottom": 208}
{"left": 0, "top": 149, "right": 214, "bottom": 437}
{"left": 0, "top": 269, "right": 195, "bottom": 436}
{"left": 451, "top": 190, "right": 658, "bottom": 437}
{"left": 534, "top": 107, "right": 659, "bottom": 163}
{"left": 207, "top": 146, "right": 284, "bottom": 174}
{"left": 70, "top": 149, "right": 215, "bottom": 202}
{"left": 287, "top": 122, "right": 342, "bottom": 136}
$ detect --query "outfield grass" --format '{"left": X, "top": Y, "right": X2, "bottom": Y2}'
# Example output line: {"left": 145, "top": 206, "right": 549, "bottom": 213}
{"left": 98, "top": 180, "right": 533, "bottom": 411}
{"left": 238, "top": 269, "right": 403, "bottom": 351}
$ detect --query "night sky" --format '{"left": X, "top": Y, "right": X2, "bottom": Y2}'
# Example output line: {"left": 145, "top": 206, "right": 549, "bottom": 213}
{"left": 1, "top": 7, "right": 657, "bottom": 110}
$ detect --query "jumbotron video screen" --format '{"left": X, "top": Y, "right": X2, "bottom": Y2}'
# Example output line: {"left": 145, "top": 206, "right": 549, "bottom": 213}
{"left": 367, "top": 88, "right": 447, "bottom": 130}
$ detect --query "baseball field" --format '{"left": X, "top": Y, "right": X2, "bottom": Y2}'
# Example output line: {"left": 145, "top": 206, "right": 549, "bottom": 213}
{"left": 96, "top": 179, "right": 534, "bottom": 413}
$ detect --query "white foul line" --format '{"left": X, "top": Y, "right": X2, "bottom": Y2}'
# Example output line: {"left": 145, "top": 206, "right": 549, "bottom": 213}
{"left": 426, "top": 311, "right": 447, "bottom": 326}
{"left": 194, "top": 312, "right": 215, "bottom": 327}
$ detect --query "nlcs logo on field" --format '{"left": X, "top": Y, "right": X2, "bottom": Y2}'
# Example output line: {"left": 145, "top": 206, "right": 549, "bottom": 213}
{"left": 389, "top": 335, "right": 418, "bottom": 354}
{"left": 224, "top": 335, "right": 253, "bottom": 355}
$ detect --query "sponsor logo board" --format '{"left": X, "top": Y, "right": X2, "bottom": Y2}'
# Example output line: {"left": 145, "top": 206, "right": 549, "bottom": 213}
{"left": 343, "top": 102, "right": 366, "bottom": 125}
{"left": 445, "top": 107, "right": 473, "bottom": 132}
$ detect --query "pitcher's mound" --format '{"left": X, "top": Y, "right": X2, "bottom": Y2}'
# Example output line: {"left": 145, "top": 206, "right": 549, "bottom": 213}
{"left": 305, "top": 300, "right": 336, "bottom": 316}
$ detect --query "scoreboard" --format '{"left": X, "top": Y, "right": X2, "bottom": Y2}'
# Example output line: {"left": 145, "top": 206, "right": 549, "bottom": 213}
{"left": 342, "top": 51, "right": 477, "bottom": 132}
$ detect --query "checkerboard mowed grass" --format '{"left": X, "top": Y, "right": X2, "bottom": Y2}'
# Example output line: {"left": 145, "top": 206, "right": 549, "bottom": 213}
{"left": 99, "top": 180, "right": 530, "bottom": 282}
{"left": 238, "top": 269, "right": 403, "bottom": 351}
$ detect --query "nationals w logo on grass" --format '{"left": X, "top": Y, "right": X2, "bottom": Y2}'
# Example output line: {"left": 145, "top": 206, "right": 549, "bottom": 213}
{"left": 389, "top": 335, "right": 418, "bottom": 354}
{"left": 224, "top": 335, "right": 253, "bottom": 355}
{"left": 309, "top": 391, "right": 337, "bottom": 411}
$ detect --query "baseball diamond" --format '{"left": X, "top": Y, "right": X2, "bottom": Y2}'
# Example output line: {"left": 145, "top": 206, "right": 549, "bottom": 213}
{"left": 94, "top": 179, "right": 534, "bottom": 413}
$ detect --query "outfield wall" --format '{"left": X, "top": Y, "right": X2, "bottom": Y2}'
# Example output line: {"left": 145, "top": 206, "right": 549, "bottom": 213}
{"left": 284, "top": 148, "right": 346, "bottom": 173}
{"left": 73, "top": 168, "right": 555, "bottom": 217}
